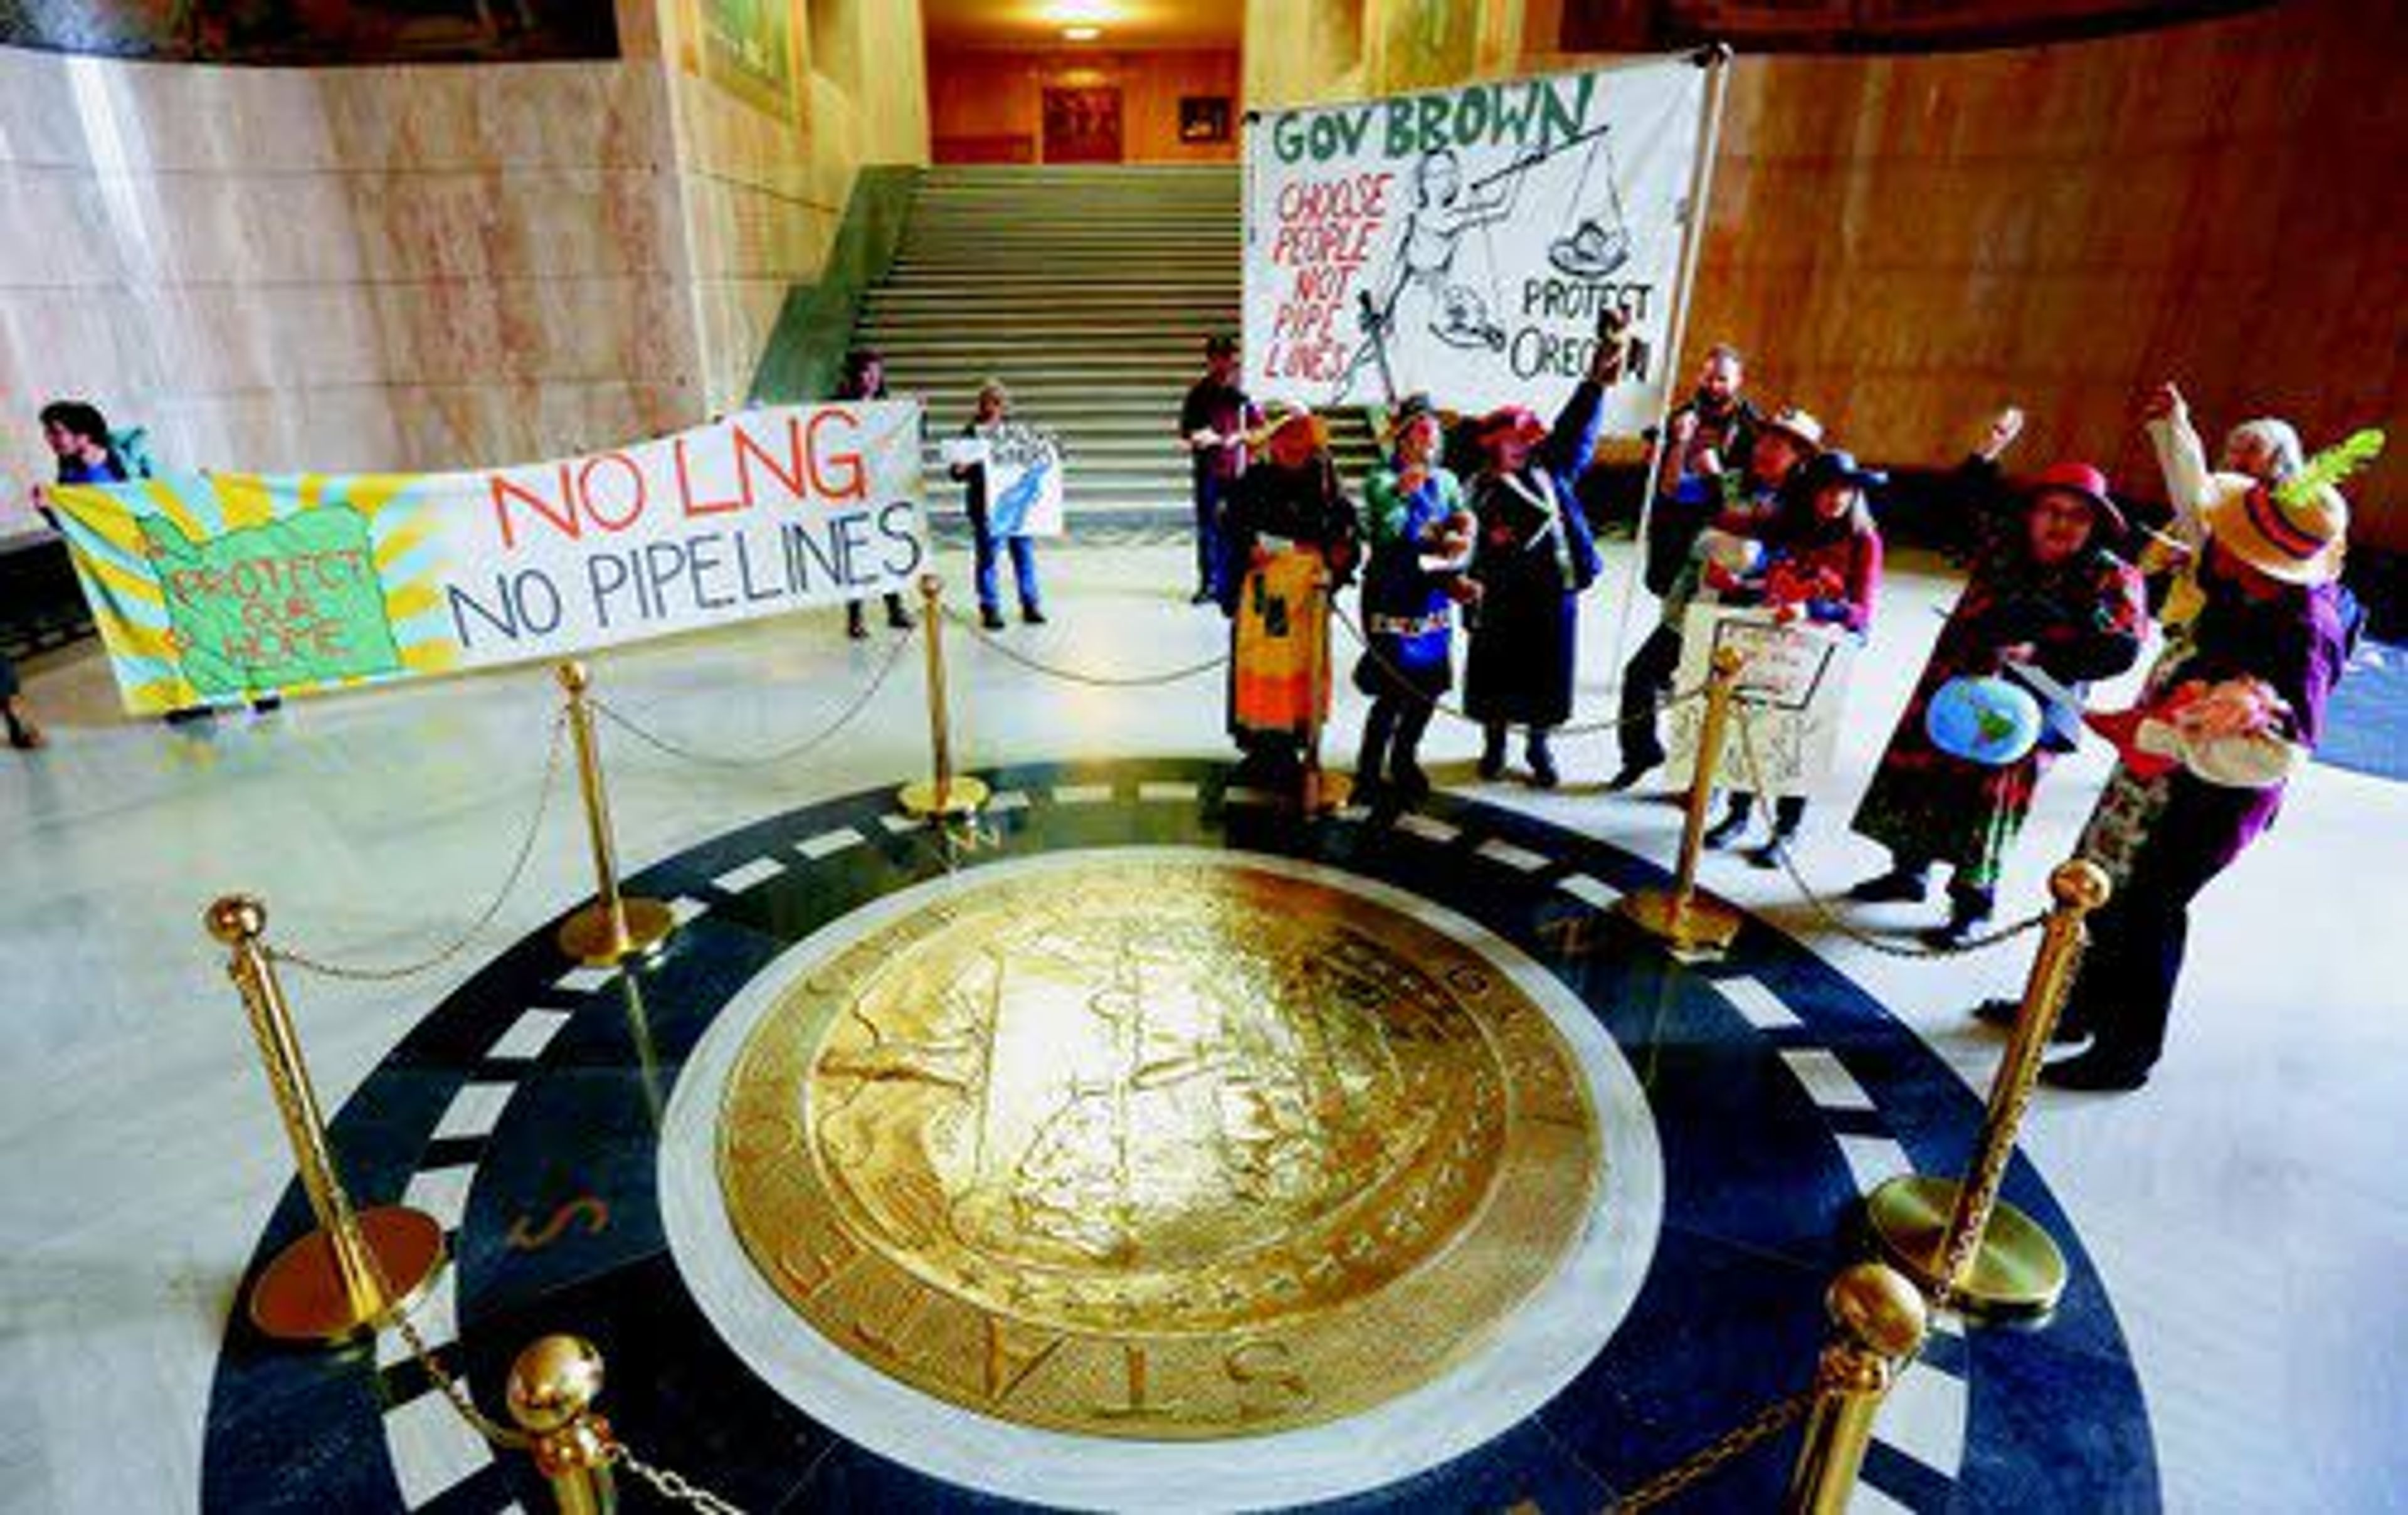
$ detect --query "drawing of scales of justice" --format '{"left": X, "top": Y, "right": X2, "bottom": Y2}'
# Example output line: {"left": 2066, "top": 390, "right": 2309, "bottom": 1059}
{"left": 1341, "top": 122, "right": 1637, "bottom": 402}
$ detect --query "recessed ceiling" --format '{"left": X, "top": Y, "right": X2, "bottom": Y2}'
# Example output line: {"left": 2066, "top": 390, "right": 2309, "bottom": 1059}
{"left": 920, "top": 0, "right": 1242, "bottom": 50}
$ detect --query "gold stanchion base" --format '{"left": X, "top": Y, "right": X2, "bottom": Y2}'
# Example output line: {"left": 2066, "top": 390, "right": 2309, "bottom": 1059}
{"left": 1301, "top": 767, "right": 1351, "bottom": 815}
{"left": 899, "top": 774, "right": 990, "bottom": 820}
{"left": 249, "top": 1205, "right": 447, "bottom": 1344}
{"left": 1864, "top": 1174, "right": 2067, "bottom": 1322}
{"left": 1617, "top": 886, "right": 1745, "bottom": 960}
{"left": 557, "top": 897, "right": 676, "bottom": 968}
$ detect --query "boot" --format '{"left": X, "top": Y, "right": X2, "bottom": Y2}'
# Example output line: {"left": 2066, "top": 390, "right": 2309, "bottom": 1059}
{"left": 846, "top": 600, "right": 869, "bottom": 640}
{"left": 1746, "top": 802, "right": 1802, "bottom": 870}
{"left": 1526, "top": 730, "right": 1558, "bottom": 789}
{"left": 980, "top": 604, "right": 1006, "bottom": 631}
{"left": 1355, "top": 704, "right": 1397, "bottom": 805}
{"left": 1477, "top": 722, "right": 1508, "bottom": 781}
{"left": 1605, "top": 756, "right": 1659, "bottom": 792}
{"left": 2039, "top": 1048, "right": 2151, "bottom": 1093}
{"left": 1703, "top": 793, "right": 1755, "bottom": 850}
{"left": 1973, "top": 995, "right": 2089, "bottom": 1044}
{"left": 1388, "top": 707, "right": 1434, "bottom": 803}
{"left": 1020, "top": 603, "right": 1047, "bottom": 625}
{"left": 1848, "top": 862, "right": 1930, "bottom": 904}
{"left": 884, "top": 593, "right": 916, "bottom": 631}
{"left": 1923, "top": 884, "right": 1996, "bottom": 949}
{"left": 4, "top": 702, "right": 42, "bottom": 751}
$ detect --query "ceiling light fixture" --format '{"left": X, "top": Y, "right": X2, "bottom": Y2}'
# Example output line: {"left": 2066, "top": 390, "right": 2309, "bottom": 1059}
{"left": 1062, "top": 24, "right": 1102, "bottom": 40}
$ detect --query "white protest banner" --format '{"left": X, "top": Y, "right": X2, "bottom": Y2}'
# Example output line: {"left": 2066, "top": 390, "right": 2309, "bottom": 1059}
{"left": 50, "top": 403, "right": 927, "bottom": 714}
{"left": 974, "top": 421, "right": 1067, "bottom": 539}
{"left": 1244, "top": 56, "right": 1704, "bottom": 424}
{"left": 1665, "top": 606, "right": 1859, "bottom": 796}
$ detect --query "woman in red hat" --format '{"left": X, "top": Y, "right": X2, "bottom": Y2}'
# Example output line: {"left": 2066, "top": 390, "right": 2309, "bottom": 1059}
{"left": 1848, "top": 451, "right": 2147, "bottom": 945}
{"left": 1460, "top": 307, "right": 1630, "bottom": 787}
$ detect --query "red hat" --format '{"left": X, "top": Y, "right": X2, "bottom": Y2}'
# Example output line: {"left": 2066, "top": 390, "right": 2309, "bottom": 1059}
{"left": 1475, "top": 405, "right": 1548, "bottom": 447}
{"left": 2027, "top": 460, "right": 2126, "bottom": 536}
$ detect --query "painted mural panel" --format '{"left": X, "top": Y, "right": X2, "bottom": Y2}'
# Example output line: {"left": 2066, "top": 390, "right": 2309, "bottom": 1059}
{"left": 684, "top": 0, "right": 801, "bottom": 120}
{"left": 0, "top": 0, "right": 616, "bottom": 63}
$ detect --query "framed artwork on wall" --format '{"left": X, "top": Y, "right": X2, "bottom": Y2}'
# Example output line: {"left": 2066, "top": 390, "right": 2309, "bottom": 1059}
{"left": 1179, "top": 96, "right": 1233, "bottom": 144}
{"left": 1042, "top": 87, "right": 1124, "bottom": 164}
{"left": 685, "top": 0, "right": 802, "bottom": 121}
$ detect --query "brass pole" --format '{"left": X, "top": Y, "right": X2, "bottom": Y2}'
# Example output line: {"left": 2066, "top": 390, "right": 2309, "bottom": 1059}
{"left": 898, "top": 574, "right": 989, "bottom": 820}
{"left": 1783, "top": 1263, "right": 1930, "bottom": 1514}
{"left": 1298, "top": 570, "right": 1350, "bottom": 815}
{"left": 207, "top": 895, "right": 445, "bottom": 1344}
{"left": 1619, "top": 646, "right": 1746, "bottom": 958}
{"left": 1866, "top": 858, "right": 2112, "bottom": 1319}
{"left": 507, "top": 1335, "right": 618, "bottom": 1515}
{"left": 554, "top": 662, "right": 674, "bottom": 967}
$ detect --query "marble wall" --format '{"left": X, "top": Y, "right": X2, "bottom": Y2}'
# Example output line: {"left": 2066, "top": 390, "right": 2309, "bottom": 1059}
{"left": 0, "top": 45, "right": 698, "bottom": 542}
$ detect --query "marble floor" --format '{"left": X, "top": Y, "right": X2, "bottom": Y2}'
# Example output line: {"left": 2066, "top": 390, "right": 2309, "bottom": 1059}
{"left": 1, "top": 537, "right": 2400, "bottom": 1512}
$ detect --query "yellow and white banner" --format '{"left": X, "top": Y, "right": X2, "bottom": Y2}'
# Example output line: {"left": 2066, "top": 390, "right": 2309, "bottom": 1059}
{"left": 50, "top": 403, "right": 927, "bottom": 715}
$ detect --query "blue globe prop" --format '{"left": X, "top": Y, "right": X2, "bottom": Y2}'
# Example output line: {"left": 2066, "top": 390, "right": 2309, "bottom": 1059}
{"left": 1926, "top": 675, "right": 2044, "bottom": 766}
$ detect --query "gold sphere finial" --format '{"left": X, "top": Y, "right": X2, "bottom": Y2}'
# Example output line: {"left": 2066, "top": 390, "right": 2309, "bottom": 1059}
{"left": 919, "top": 571, "right": 944, "bottom": 601}
{"left": 554, "top": 661, "right": 591, "bottom": 695}
{"left": 204, "top": 894, "right": 268, "bottom": 944}
{"left": 1826, "top": 1262, "right": 1929, "bottom": 1359}
{"left": 1710, "top": 645, "right": 1748, "bottom": 676}
{"left": 2049, "top": 858, "right": 2112, "bottom": 914}
{"left": 507, "top": 1334, "right": 606, "bottom": 1435}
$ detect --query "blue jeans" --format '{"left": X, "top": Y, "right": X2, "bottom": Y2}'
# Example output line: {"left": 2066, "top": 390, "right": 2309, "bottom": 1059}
{"left": 976, "top": 533, "right": 1042, "bottom": 614}
{"left": 1193, "top": 470, "right": 1230, "bottom": 598}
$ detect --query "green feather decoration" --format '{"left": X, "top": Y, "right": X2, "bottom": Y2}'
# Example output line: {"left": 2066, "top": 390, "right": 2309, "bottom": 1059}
{"left": 2278, "top": 428, "right": 2385, "bottom": 507}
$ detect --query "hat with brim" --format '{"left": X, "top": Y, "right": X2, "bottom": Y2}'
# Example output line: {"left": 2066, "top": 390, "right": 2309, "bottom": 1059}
{"left": 1249, "top": 402, "right": 1328, "bottom": 454}
{"left": 2026, "top": 460, "right": 2127, "bottom": 537}
{"left": 2202, "top": 472, "right": 2347, "bottom": 586}
{"left": 1798, "top": 448, "right": 1886, "bottom": 494}
{"left": 1757, "top": 406, "right": 1825, "bottom": 453}
{"left": 1474, "top": 405, "right": 1548, "bottom": 448}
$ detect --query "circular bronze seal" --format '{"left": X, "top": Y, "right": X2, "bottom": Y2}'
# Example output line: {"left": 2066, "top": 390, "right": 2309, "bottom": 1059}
{"left": 719, "top": 855, "right": 1600, "bottom": 1439}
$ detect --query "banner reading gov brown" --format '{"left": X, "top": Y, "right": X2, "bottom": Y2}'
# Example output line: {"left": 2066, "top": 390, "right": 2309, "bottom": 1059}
{"left": 49, "top": 404, "right": 927, "bottom": 715}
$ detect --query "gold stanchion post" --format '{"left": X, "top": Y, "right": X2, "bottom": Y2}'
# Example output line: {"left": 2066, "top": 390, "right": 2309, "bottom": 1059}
{"left": 898, "top": 574, "right": 989, "bottom": 820}
{"left": 207, "top": 895, "right": 446, "bottom": 1344}
{"left": 1783, "top": 1262, "right": 1930, "bottom": 1514}
{"left": 1619, "top": 646, "right": 1748, "bottom": 958}
{"left": 554, "top": 661, "right": 675, "bottom": 967}
{"left": 1299, "top": 572, "right": 1350, "bottom": 815}
{"left": 1866, "top": 858, "right": 2111, "bottom": 1319}
{"left": 508, "top": 1335, "right": 618, "bottom": 1515}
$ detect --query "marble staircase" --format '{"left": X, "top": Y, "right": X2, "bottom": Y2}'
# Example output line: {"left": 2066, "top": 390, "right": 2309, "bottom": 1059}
{"left": 859, "top": 164, "right": 1376, "bottom": 519}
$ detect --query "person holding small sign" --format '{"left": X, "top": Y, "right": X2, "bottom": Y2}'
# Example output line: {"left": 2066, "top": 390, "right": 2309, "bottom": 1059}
{"left": 1460, "top": 304, "right": 1629, "bottom": 788}
{"left": 1849, "top": 438, "right": 2147, "bottom": 947}
{"left": 1353, "top": 394, "right": 1476, "bottom": 805}
{"left": 949, "top": 379, "right": 1047, "bottom": 631}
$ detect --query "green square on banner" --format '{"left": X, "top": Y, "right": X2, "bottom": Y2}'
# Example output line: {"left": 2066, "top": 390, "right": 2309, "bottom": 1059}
{"left": 142, "top": 507, "right": 403, "bottom": 699}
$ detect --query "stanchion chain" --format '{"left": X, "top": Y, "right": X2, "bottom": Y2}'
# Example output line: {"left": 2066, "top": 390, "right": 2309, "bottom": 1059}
{"left": 1729, "top": 709, "right": 2045, "bottom": 960}
{"left": 943, "top": 604, "right": 1228, "bottom": 687}
{"left": 1331, "top": 604, "right": 1707, "bottom": 734}
{"left": 613, "top": 1444, "right": 751, "bottom": 1513}
{"left": 591, "top": 629, "right": 911, "bottom": 769}
{"left": 268, "top": 714, "right": 572, "bottom": 983}
{"left": 1612, "top": 1387, "right": 1817, "bottom": 1511}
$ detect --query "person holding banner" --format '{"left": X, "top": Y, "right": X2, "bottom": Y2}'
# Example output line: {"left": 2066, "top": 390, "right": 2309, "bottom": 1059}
{"left": 949, "top": 379, "right": 1047, "bottom": 630}
{"left": 1608, "top": 404, "right": 1824, "bottom": 791}
{"left": 1849, "top": 453, "right": 2147, "bottom": 946}
{"left": 1353, "top": 394, "right": 1476, "bottom": 805}
{"left": 1644, "top": 344, "right": 1761, "bottom": 596}
{"left": 833, "top": 349, "right": 916, "bottom": 641}
{"left": 1181, "top": 335, "right": 1262, "bottom": 608}
{"left": 1702, "top": 448, "right": 1887, "bottom": 865}
{"left": 1218, "top": 404, "right": 1358, "bottom": 790}
{"left": 1462, "top": 306, "right": 1629, "bottom": 789}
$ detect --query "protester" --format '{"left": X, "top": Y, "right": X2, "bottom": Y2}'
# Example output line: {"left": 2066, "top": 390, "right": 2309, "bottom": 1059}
{"left": 1, "top": 650, "right": 41, "bottom": 749}
{"left": 1608, "top": 404, "right": 1823, "bottom": 790}
{"left": 1703, "top": 448, "right": 1887, "bottom": 865}
{"left": 832, "top": 349, "right": 914, "bottom": 640}
{"left": 1181, "top": 334, "right": 1261, "bottom": 608}
{"left": 949, "top": 379, "right": 1045, "bottom": 631}
{"left": 1849, "top": 441, "right": 2147, "bottom": 946}
{"left": 38, "top": 399, "right": 278, "bottom": 724}
{"left": 1462, "top": 306, "right": 1629, "bottom": 788}
{"left": 1353, "top": 394, "right": 1476, "bottom": 805}
{"left": 1644, "top": 344, "right": 1761, "bottom": 594}
{"left": 2039, "top": 442, "right": 2363, "bottom": 1091}
{"left": 1218, "top": 404, "right": 1358, "bottom": 790}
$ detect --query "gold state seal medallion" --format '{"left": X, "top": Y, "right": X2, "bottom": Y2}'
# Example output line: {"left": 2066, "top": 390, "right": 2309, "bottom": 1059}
{"left": 718, "top": 855, "right": 1601, "bottom": 1438}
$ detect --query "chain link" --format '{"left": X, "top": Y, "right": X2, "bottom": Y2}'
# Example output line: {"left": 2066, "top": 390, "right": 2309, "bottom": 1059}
{"left": 593, "top": 630, "right": 911, "bottom": 770}
{"left": 943, "top": 604, "right": 1229, "bottom": 687}
{"left": 1613, "top": 1388, "right": 1816, "bottom": 1511}
{"left": 267, "top": 714, "right": 571, "bottom": 983}
{"left": 1728, "top": 709, "right": 2046, "bottom": 960}
{"left": 1330, "top": 603, "right": 1708, "bottom": 735}
{"left": 613, "top": 1444, "right": 751, "bottom": 1513}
